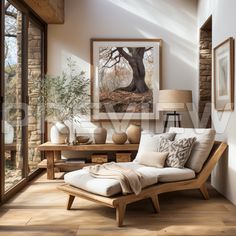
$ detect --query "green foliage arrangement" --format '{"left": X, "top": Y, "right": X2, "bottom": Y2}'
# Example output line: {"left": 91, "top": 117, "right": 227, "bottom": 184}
{"left": 37, "top": 58, "right": 90, "bottom": 122}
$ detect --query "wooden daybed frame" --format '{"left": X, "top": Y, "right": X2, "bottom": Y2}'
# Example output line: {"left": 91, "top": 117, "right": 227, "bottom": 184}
{"left": 58, "top": 141, "right": 227, "bottom": 227}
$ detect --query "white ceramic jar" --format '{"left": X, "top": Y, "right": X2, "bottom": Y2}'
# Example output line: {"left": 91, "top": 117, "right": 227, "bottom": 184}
{"left": 50, "top": 121, "right": 69, "bottom": 144}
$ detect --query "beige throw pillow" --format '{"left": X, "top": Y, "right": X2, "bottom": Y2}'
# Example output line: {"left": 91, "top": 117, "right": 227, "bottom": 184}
{"left": 133, "top": 132, "right": 176, "bottom": 162}
{"left": 138, "top": 152, "right": 169, "bottom": 168}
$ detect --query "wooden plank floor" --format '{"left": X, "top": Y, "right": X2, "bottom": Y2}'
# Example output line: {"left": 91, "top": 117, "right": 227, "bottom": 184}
{"left": 1, "top": 172, "right": 236, "bottom": 235}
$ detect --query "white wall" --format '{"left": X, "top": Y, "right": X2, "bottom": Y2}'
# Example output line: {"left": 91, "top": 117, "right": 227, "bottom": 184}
{"left": 198, "top": 0, "right": 236, "bottom": 205}
{"left": 48, "top": 0, "right": 198, "bottom": 137}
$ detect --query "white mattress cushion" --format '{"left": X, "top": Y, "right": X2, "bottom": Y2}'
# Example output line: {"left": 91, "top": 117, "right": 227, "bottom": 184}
{"left": 169, "top": 127, "right": 215, "bottom": 173}
{"left": 156, "top": 167, "right": 195, "bottom": 182}
{"left": 64, "top": 162, "right": 195, "bottom": 197}
{"left": 64, "top": 169, "right": 121, "bottom": 197}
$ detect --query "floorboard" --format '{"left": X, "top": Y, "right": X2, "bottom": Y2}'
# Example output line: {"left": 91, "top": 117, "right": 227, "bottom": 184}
{"left": 1, "top": 172, "right": 236, "bottom": 235}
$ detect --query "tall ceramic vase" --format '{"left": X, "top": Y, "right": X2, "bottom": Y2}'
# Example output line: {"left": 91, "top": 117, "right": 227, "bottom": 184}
{"left": 126, "top": 124, "right": 141, "bottom": 144}
{"left": 50, "top": 121, "right": 69, "bottom": 144}
{"left": 94, "top": 124, "right": 107, "bottom": 144}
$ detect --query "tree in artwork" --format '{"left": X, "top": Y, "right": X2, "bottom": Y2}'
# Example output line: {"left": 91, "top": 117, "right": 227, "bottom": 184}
{"left": 98, "top": 46, "right": 154, "bottom": 113}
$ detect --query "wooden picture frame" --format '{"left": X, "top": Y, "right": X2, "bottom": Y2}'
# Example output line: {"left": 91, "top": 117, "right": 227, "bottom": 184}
{"left": 214, "top": 37, "right": 234, "bottom": 111}
{"left": 90, "top": 38, "right": 162, "bottom": 121}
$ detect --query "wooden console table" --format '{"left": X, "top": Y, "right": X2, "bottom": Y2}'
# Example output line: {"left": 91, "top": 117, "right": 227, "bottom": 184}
{"left": 38, "top": 142, "right": 139, "bottom": 179}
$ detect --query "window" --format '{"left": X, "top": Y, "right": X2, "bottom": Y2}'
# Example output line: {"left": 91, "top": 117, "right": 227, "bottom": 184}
{"left": 0, "top": 0, "right": 46, "bottom": 203}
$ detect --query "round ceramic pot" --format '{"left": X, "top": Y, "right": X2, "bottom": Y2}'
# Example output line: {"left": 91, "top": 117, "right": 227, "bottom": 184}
{"left": 50, "top": 121, "right": 69, "bottom": 144}
{"left": 4, "top": 121, "right": 14, "bottom": 144}
{"left": 94, "top": 125, "right": 107, "bottom": 144}
{"left": 126, "top": 124, "right": 141, "bottom": 144}
{"left": 112, "top": 132, "right": 127, "bottom": 145}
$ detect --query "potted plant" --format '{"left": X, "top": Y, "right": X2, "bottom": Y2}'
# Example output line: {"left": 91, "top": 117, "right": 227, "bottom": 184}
{"left": 35, "top": 58, "right": 90, "bottom": 144}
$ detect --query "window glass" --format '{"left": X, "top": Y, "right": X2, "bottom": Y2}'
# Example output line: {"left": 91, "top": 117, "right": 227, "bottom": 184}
{"left": 4, "top": 1, "right": 24, "bottom": 191}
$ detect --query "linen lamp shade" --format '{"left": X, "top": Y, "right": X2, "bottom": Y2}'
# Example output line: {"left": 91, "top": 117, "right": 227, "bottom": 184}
{"left": 158, "top": 90, "right": 193, "bottom": 112}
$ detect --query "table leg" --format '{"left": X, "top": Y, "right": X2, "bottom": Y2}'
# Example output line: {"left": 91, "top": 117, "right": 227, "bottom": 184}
{"left": 46, "top": 151, "right": 54, "bottom": 179}
{"left": 54, "top": 151, "right": 61, "bottom": 161}
{"left": 54, "top": 151, "right": 61, "bottom": 173}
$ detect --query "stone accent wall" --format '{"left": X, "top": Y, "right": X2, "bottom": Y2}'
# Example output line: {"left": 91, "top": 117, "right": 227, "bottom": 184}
{"left": 28, "top": 21, "right": 42, "bottom": 171}
{"left": 16, "top": 18, "right": 42, "bottom": 171}
{"left": 199, "top": 29, "right": 212, "bottom": 128}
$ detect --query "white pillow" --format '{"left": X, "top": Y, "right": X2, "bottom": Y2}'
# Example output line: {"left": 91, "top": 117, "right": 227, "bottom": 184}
{"left": 138, "top": 152, "right": 169, "bottom": 168}
{"left": 133, "top": 132, "right": 176, "bottom": 162}
{"left": 169, "top": 127, "right": 215, "bottom": 172}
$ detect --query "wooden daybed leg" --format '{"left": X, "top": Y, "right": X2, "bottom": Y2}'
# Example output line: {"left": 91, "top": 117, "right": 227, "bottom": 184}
{"left": 150, "top": 194, "right": 160, "bottom": 213}
{"left": 67, "top": 195, "right": 75, "bottom": 210}
{"left": 116, "top": 203, "right": 126, "bottom": 227}
{"left": 199, "top": 183, "right": 209, "bottom": 200}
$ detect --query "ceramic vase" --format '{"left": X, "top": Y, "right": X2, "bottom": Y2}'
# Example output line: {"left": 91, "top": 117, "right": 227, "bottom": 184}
{"left": 50, "top": 121, "right": 69, "bottom": 144}
{"left": 94, "top": 124, "right": 107, "bottom": 144}
{"left": 4, "top": 121, "right": 14, "bottom": 144}
{"left": 112, "top": 132, "right": 127, "bottom": 145}
{"left": 126, "top": 124, "right": 141, "bottom": 144}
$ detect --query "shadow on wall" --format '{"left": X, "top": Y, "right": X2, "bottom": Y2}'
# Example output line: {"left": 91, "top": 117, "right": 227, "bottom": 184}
{"left": 212, "top": 142, "right": 236, "bottom": 205}
{"left": 109, "top": 0, "right": 197, "bottom": 68}
{"left": 211, "top": 148, "right": 229, "bottom": 193}
{"left": 48, "top": 0, "right": 198, "bottom": 131}
{"left": 49, "top": 0, "right": 198, "bottom": 79}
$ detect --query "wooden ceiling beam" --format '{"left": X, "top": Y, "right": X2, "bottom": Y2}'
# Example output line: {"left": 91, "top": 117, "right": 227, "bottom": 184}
{"left": 24, "top": 0, "right": 64, "bottom": 24}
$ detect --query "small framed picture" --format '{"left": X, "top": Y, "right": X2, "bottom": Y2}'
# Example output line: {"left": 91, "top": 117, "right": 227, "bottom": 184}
{"left": 214, "top": 37, "right": 234, "bottom": 111}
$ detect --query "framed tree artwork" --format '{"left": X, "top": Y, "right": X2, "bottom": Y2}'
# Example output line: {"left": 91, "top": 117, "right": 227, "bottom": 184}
{"left": 214, "top": 37, "right": 234, "bottom": 111}
{"left": 90, "top": 38, "right": 162, "bottom": 121}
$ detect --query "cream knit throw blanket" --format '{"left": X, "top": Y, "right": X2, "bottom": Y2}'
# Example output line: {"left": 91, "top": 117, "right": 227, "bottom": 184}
{"left": 85, "top": 162, "right": 142, "bottom": 195}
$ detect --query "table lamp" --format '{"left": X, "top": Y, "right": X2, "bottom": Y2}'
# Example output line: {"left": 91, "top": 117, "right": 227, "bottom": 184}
{"left": 158, "top": 90, "right": 192, "bottom": 132}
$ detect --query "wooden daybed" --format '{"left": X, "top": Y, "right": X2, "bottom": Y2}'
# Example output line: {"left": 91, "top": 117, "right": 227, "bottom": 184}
{"left": 58, "top": 141, "right": 227, "bottom": 227}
